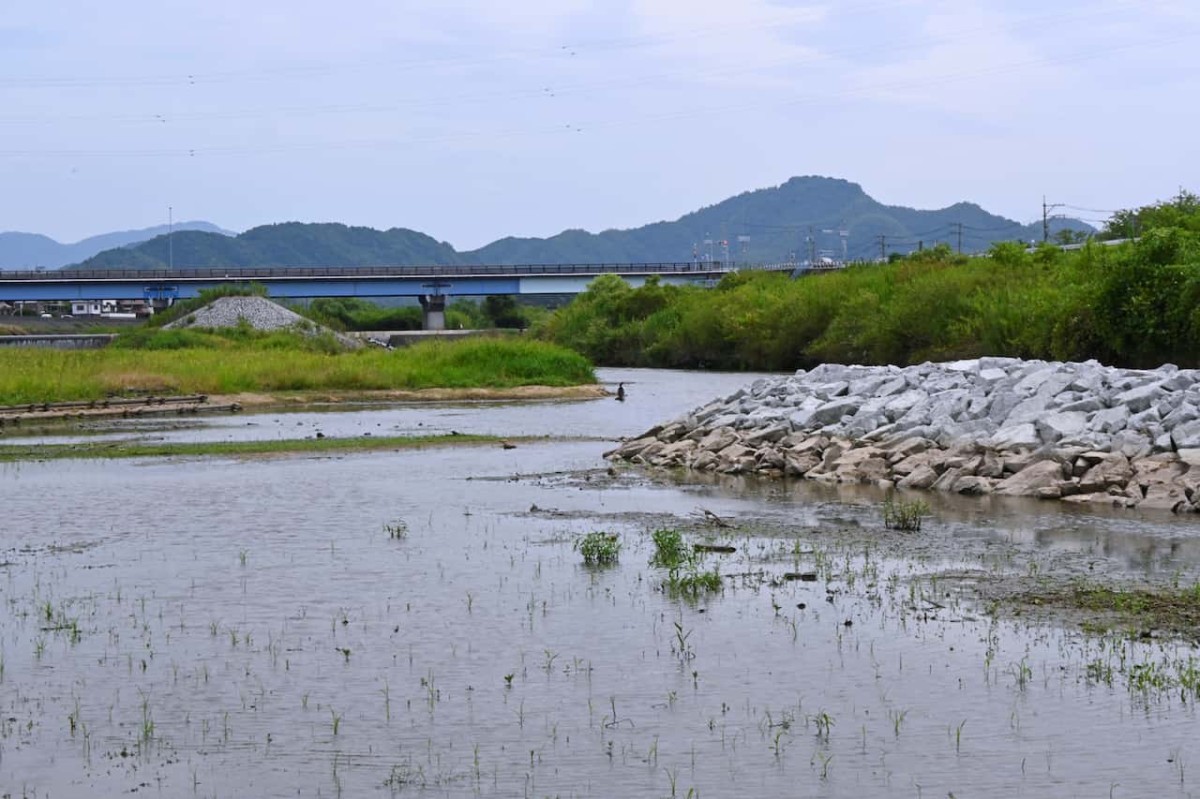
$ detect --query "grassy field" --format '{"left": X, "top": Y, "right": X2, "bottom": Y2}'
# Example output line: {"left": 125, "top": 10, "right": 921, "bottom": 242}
{"left": 0, "top": 333, "right": 596, "bottom": 404}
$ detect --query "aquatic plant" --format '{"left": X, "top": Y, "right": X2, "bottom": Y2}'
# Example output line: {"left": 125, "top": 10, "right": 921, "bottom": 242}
{"left": 811, "top": 710, "right": 834, "bottom": 742}
{"left": 650, "top": 528, "right": 690, "bottom": 570}
{"left": 650, "top": 528, "right": 722, "bottom": 597}
{"left": 666, "top": 567, "right": 722, "bottom": 598}
{"left": 882, "top": 496, "right": 930, "bottom": 532}
{"left": 384, "top": 520, "right": 408, "bottom": 540}
{"left": 576, "top": 531, "right": 621, "bottom": 565}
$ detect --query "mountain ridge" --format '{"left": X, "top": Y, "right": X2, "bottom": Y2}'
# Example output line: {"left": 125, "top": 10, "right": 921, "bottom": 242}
{"left": 62, "top": 177, "right": 1091, "bottom": 270}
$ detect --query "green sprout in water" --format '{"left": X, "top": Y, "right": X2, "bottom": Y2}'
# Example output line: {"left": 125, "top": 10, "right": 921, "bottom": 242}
{"left": 650, "top": 528, "right": 722, "bottom": 598}
{"left": 882, "top": 495, "right": 930, "bottom": 532}
{"left": 650, "top": 528, "right": 690, "bottom": 570}
{"left": 577, "top": 531, "right": 621, "bottom": 565}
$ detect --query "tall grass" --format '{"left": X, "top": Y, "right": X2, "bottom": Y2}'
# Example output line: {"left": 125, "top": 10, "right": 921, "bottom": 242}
{"left": 0, "top": 334, "right": 594, "bottom": 404}
{"left": 536, "top": 229, "right": 1200, "bottom": 370}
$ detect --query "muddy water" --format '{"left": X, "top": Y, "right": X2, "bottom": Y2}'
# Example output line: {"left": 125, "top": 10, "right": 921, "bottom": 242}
{"left": 2, "top": 368, "right": 1199, "bottom": 797}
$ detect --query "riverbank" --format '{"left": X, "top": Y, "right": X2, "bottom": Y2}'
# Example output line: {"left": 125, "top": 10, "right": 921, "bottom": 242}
{"left": 537, "top": 224, "right": 1200, "bottom": 371}
{"left": 0, "top": 333, "right": 597, "bottom": 404}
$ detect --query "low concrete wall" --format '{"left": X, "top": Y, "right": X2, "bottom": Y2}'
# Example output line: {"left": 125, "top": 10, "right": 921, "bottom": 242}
{"left": 0, "top": 334, "right": 117, "bottom": 350}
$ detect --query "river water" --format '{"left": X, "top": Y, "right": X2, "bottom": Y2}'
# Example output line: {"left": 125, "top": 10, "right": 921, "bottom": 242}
{"left": 2, "top": 368, "right": 1199, "bottom": 797}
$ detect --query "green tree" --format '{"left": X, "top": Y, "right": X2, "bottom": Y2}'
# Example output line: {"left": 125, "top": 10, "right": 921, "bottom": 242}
{"left": 1102, "top": 190, "right": 1200, "bottom": 240}
{"left": 481, "top": 295, "right": 525, "bottom": 328}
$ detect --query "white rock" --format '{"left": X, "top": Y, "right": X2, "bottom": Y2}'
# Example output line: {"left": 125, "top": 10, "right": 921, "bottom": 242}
{"left": 1036, "top": 411, "right": 1089, "bottom": 443}
{"left": 1114, "top": 383, "right": 1165, "bottom": 413}
{"left": 987, "top": 423, "right": 1041, "bottom": 450}
{"left": 1172, "top": 419, "right": 1200, "bottom": 449}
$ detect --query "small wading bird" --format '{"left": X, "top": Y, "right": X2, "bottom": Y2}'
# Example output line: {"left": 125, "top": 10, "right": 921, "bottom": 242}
{"left": 616, "top": 383, "right": 626, "bottom": 402}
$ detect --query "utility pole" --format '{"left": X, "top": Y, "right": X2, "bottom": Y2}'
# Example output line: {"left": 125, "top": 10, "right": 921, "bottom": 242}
{"left": 168, "top": 206, "right": 174, "bottom": 270}
{"left": 1042, "top": 196, "right": 1064, "bottom": 242}
{"left": 877, "top": 234, "right": 886, "bottom": 262}
{"left": 955, "top": 222, "right": 963, "bottom": 254}
{"left": 807, "top": 226, "right": 816, "bottom": 267}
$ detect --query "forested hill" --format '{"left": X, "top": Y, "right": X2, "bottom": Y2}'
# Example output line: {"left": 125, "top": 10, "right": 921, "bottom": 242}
{"left": 69, "top": 223, "right": 466, "bottom": 270}
{"left": 67, "top": 177, "right": 1090, "bottom": 270}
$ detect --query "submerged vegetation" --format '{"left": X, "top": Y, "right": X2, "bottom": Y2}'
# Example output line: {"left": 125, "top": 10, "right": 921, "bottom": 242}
{"left": 0, "top": 433, "right": 507, "bottom": 462}
{"left": 0, "top": 332, "right": 595, "bottom": 404}
{"left": 537, "top": 191, "right": 1200, "bottom": 371}
{"left": 1017, "top": 580, "right": 1200, "bottom": 641}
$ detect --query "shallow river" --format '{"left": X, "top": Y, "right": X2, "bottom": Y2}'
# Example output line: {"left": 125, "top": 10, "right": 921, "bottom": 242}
{"left": 2, "top": 368, "right": 1199, "bottom": 798}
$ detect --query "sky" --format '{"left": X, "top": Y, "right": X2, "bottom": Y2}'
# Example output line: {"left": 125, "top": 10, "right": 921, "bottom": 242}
{"left": 1, "top": 0, "right": 1197, "bottom": 247}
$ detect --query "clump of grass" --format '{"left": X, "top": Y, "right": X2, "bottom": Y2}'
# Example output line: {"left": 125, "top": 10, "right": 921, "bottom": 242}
{"left": 384, "top": 520, "right": 408, "bottom": 540}
{"left": 649, "top": 528, "right": 721, "bottom": 598}
{"left": 667, "top": 567, "right": 722, "bottom": 597}
{"left": 577, "top": 531, "right": 621, "bottom": 565}
{"left": 650, "top": 528, "right": 690, "bottom": 570}
{"left": 882, "top": 495, "right": 930, "bottom": 532}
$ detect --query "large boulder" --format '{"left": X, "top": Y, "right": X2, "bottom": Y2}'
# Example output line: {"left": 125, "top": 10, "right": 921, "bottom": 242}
{"left": 994, "top": 460, "right": 1067, "bottom": 496}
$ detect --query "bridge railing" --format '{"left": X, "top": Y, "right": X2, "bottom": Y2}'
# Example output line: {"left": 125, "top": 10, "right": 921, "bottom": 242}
{"left": 0, "top": 262, "right": 745, "bottom": 281}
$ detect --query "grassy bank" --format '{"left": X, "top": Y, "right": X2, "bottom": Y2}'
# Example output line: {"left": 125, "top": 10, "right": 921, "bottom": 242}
{"left": 536, "top": 196, "right": 1200, "bottom": 371}
{"left": 0, "top": 332, "right": 595, "bottom": 404}
{"left": 0, "top": 433, "right": 514, "bottom": 462}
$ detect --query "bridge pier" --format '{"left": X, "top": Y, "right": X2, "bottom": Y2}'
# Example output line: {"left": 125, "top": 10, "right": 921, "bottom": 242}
{"left": 418, "top": 294, "right": 446, "bottom": 331}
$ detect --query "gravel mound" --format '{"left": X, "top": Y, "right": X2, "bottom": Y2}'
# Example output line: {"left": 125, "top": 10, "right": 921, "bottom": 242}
{"left": 166, "top": 296, "right": 359, "bottom": 348}
{"left": 608, "top": 358, "right": 1200, "bottom": 513}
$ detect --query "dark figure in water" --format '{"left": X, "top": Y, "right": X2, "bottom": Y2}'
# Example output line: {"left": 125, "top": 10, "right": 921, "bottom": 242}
{"left": 616, "top": 382, "right": 626, "bottom": 402}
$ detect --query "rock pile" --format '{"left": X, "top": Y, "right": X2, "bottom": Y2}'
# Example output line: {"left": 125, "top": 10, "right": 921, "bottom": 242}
{"left": 607, "top": 358, "right": 1200, "bottom": 513}
{"left": 165, "top": 296, "right": 359, "bottom": 348}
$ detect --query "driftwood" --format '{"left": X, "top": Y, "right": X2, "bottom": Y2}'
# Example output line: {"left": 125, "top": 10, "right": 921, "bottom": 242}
{"left": 693, "top": 507, "right": 731, "bottom": 528}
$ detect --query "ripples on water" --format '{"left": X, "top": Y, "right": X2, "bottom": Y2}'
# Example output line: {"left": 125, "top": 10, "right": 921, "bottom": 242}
{"left": 1, "top": 368, "right": 1198, "bottom": 797}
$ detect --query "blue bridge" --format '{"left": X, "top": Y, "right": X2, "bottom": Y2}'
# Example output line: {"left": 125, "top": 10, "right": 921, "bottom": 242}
{"left": 0, "top": 262, "right": 801, "bottom": 328}
{"left": 0, "top": 262, "right": 762, "bottom": 304}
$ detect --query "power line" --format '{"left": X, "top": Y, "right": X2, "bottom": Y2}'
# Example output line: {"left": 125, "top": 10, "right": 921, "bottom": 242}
{"left": 1059, "top": 204, "right": 1119, "bottom": 215}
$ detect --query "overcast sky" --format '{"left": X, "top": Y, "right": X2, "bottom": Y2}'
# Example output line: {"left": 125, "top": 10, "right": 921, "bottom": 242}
{"left": 1, "top": 0, "right": 1197, "bottom": 246}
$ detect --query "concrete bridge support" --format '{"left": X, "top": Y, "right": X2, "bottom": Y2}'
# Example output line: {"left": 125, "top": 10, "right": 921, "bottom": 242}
{"left": 418, "top": 294, "right": 446, "bottom": 331}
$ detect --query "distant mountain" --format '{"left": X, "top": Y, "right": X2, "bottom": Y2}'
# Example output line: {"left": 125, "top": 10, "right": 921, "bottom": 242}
{"left": 68, "top": 223, "right": 464, "bottom": 271}
{"left": 0, "top": 221, "right": 232, "bottom": 269}
{"left": 473, "top": 177, "right": 1088, "bottom": 264}
{"left": 66, "top": 177, "right": 1093, "bottom": 270}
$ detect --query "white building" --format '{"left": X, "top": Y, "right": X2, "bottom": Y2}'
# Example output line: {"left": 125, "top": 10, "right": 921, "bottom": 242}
{"left": 72, "top": 301, "right": 104, "bottom": 316}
